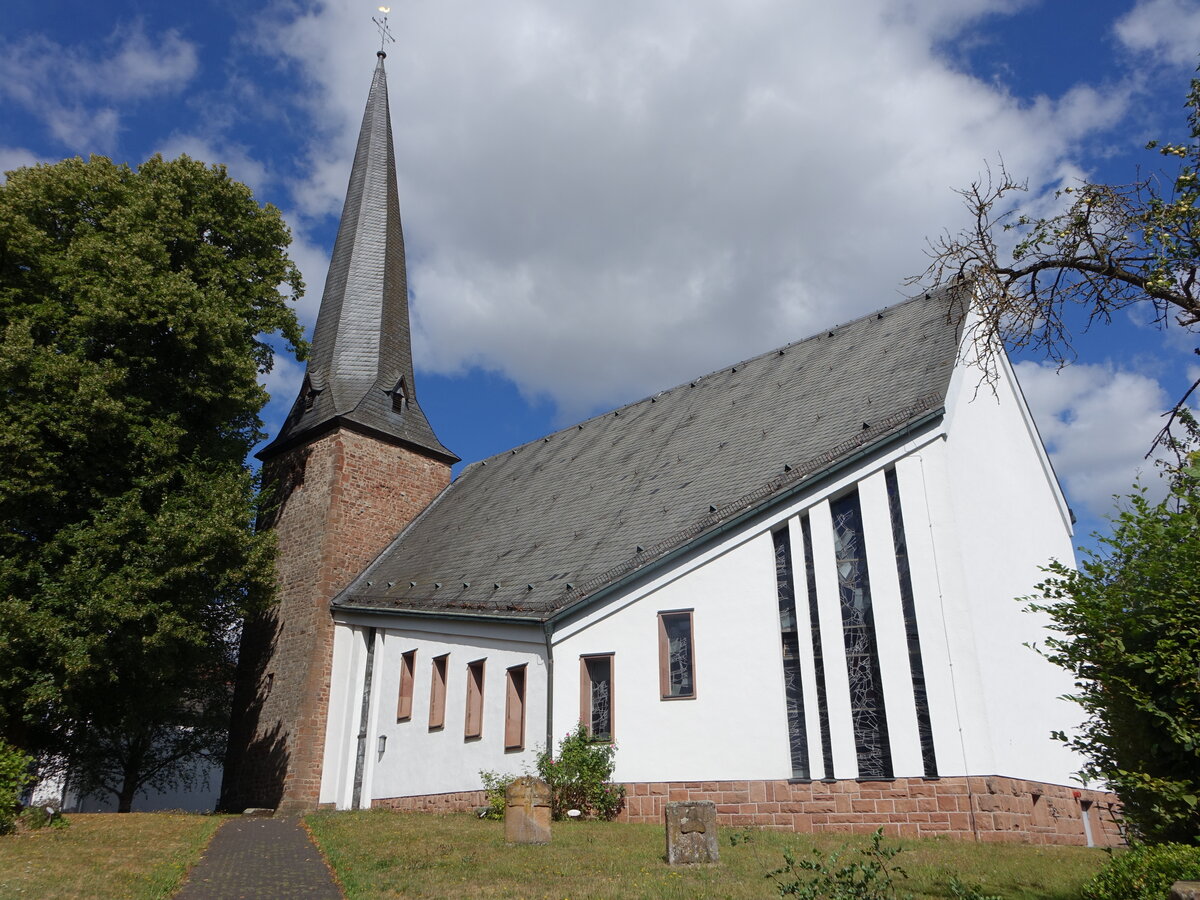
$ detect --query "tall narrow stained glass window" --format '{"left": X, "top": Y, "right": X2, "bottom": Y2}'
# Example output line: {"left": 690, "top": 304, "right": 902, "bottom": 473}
{"left": 800, "top": 515, "right": 835, "bottom": 779}
{"left": 886, "top": 467, "right": 938, "bottom": 777}
{"left": 830, "top": 490, "right": 893, "bottom": 779}
{"left": 658, "top": 611, "right": 695, "bottom": 699}
{"left": 774, "top": 528, "right": 809, "bottom": 779}
{"left": 581, "top": 654, "right": 613, "bottom": 741}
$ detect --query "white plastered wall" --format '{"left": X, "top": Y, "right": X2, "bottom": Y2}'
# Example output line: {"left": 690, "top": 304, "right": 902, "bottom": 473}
{"left": 938, "top": 344, "right": 1082, "bottom": 785}
{"left": 552, "top": 530, "right": 792, "bottom": 783}
{"left": 320, "top": 616, "right": 546, "bottom": 809}
{"left": 548, "top": 425, "right": 979, "bottom": 785}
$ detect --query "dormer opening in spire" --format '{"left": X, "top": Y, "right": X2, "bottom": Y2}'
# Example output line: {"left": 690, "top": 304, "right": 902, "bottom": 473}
{"left": 388, "top": 376, "right": 408, "bottom": 413}
{"left": 301, "top": 374, "right": 321, "bottom": 412}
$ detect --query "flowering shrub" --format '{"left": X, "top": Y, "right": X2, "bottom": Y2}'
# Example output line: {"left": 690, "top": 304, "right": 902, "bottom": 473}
{"left": 535, "top": 725, "right": 625, "bottom": 820}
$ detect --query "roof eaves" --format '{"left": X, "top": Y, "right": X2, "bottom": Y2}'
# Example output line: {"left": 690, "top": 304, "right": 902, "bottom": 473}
{"left": 255, "top": 413, "right": 460, "bottom": 464}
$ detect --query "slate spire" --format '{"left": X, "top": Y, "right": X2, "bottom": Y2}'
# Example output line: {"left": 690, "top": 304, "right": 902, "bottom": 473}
{"left": 260, "top": 52, "right": 457, "bottom": 463}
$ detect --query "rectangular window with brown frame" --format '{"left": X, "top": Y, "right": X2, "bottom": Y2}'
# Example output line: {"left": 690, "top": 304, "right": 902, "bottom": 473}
{"left": 396, "top": 649, "right": 416, "bottom": 721}
{"left": 504, "top": 664, "right": 527, "bottom": 751}
{"left": 580, "top": 654, "right": 614, "bottom": 742}
{"left": 658, "top": 610, "right": 696, "bottom": 699}
{"left": 428, "top": 653, "right": 448, "bottom": 730}
{"left": 465, "top": 658, "right": 486, "bottom": 740}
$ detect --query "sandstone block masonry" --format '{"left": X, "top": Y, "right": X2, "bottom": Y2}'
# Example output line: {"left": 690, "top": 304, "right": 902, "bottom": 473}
{"left": 505, "top": 777, "right": 552, "bottom": 844}
{"left": 370, "top": 776, "right": 1123, "bottom": 846}
{"left": 222, "top": 426, "right": 450, "bottom": 814}
{"left": 622, "top": 776, "right": 1123, "bottom": 846}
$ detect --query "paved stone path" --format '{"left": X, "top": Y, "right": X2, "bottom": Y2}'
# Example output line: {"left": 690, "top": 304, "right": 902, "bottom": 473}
{"left": 174, "top": 816, "right": 343, "bottom": 899}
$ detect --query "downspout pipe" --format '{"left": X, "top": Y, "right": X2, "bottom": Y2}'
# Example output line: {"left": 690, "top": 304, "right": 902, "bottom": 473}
{"left": 542, "top": 620, "right": 554, "bottom": 754}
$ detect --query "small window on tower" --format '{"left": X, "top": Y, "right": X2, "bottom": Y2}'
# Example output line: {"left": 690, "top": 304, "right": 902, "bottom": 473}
{"left": 301, "top": 376, "right": 319, "bottom": 411}
{"left": 391, "top": 377, "right": 408, "bottom": 413}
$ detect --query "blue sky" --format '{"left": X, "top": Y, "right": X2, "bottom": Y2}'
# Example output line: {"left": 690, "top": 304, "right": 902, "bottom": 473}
{"left": 4, "top": 0, "right": 1200, "bottom": 551}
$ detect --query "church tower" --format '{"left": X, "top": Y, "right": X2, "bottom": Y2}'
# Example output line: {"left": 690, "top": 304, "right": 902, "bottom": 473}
{"left": 221, "top": 52, "right": 457, "bottom": 813}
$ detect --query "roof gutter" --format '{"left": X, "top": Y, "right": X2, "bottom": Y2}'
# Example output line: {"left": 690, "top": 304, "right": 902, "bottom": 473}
{"left": 546, "top": 408, "right": 946, "bottom": 627}
{"left": 331, "top": 604, "right": 543, "bottom": 626}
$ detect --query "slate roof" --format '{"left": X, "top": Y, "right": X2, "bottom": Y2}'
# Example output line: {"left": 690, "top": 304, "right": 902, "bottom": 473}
{"left": 334, "top": 285, "right": 969, "bottom": 622}
{"left": 259, "top": 54, "right": 456, "bottom": 463}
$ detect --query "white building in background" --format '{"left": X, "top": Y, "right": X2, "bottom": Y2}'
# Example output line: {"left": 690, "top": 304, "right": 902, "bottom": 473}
{"left": 222, "top": 54, "right": 1120, "bottom": 846}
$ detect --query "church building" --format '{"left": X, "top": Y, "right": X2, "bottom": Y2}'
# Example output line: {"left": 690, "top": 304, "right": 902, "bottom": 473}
{"left": 221, "top": 53, "right": 1121, "bottom": 846}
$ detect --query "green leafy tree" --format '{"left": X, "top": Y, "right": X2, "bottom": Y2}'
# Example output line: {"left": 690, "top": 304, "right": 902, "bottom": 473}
{"left": 1026, "top": 449, "right": 1200, "bottom": 843}
{"left": 0, "top": 154, "right": 305, "bottom": 811}
{"left": 912, "top": 73, "right": 1200, "bottom": 446}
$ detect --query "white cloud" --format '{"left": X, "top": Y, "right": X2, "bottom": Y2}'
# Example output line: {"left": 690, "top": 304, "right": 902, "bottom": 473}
{"left": 258, "top": 352, "right": 305, "bottom": 444}
{"left": 283, "top": 227, "right": 331, "bottom": 337}
{"left": 256, "top": 1, "right": 1128, "bottom": 418}
{"left": 0, "top": 24, "right": 198, "bottom": 153}
{"left": 1015, "top": 361, "right": 1175, "bottom": 517}
{"left": 155, "top": 135, "right": 272, "bottom": 197}
{"left": 0, "top": 146, "right": 50, "bottom": 182}
{"left": 1115, "top": 0, "right": 1200, "bottom": 66}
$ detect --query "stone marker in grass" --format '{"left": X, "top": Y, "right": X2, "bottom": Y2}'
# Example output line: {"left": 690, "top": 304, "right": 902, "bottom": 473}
{"left": 505, "top": 777, "right": 552, "bottom": 844}
{"left": 665, "top": 801, "right": 718, "bottom": 865}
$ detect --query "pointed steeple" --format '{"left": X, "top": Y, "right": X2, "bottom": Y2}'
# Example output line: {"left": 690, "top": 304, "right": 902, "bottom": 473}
{"left": 260, "top": 52, "right": 457, "bottom": 463}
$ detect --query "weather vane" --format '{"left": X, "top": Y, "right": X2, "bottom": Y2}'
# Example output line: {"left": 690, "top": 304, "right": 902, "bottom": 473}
{"left": 373, "top": 6, "right": 395, "bottom": 53}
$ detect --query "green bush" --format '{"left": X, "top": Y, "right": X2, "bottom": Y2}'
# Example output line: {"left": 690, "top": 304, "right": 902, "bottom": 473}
{"left": 767, "top": 828, "right": 908, "bottom": 899}
{"left": 0, "top": 741, "right": 34, "bottom": 836}
{"left": 1025, "top": 461, "right": 1200, "bottom": 843}
{"left": 946, "top": 876, "right": 1001, "bottom": 900}
{"left": 1082, "top": 843, "right": 1200, "bottom": 900}
{"left": 17, "top": 805, "right": 68, "bottom": 832}
{"left": 478, "top": 770, "right": 515, "bottom": 821}
{"left": 535, "top": 725, "right": 625, "bottom": 820}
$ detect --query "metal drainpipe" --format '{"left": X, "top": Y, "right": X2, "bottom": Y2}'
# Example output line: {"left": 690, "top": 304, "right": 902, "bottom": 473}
{"left": 542, "top": 620, "right": 554, "bottom": 753}
{"left": 351, "top": 626, "right": 377, "bottom": 811}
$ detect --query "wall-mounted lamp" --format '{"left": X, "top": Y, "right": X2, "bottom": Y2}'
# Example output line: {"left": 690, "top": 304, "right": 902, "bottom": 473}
{"left": 377, "top": 734, "right": 387, "bottom": 757}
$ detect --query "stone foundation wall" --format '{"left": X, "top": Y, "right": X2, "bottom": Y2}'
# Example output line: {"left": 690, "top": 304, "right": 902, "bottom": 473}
{"left": 371, "top": 776, "right": 1124, "bottom": 846}
{"left": 374, "top": 790, "right": 487, "bottom": 813}
{"left": 621, "top": 776, "right": 1123, "bottom": 846}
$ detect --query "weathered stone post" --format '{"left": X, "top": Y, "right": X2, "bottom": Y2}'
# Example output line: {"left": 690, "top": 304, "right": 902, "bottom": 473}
{"left": 664, "top": 800, "right": 719, "bottom": 865}
{"left": 505, "top": 776, "right": 552, "bottom": 844}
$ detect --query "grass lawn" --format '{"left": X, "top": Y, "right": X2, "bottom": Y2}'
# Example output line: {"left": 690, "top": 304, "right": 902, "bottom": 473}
{"left": 0, "top": 813, "right": 223, "bottom": 900}
{"left": 306, "top": 809, "right": 1111, "bottom": 900}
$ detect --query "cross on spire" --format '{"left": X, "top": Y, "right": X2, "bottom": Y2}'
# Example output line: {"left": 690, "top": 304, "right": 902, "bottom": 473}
{"left": 373, "top": 7, "right": 395, "bottom": 54}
